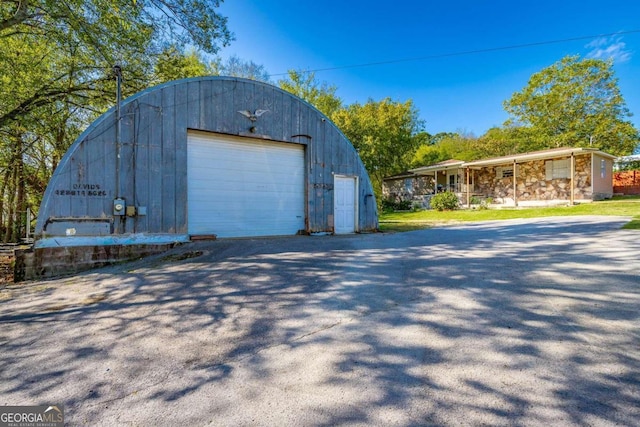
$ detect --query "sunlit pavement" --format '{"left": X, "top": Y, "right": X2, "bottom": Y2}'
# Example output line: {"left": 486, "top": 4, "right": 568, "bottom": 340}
{"left": 1, "top": 216, "right": 639, "bottom": 426}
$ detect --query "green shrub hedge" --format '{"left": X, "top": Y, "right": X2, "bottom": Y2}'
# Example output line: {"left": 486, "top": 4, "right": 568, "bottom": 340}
{"left": 430, "top": 192, "right": 460, "bottom": 211}
{"left": 381, "top": 199, "right": 412, "bottom": 212}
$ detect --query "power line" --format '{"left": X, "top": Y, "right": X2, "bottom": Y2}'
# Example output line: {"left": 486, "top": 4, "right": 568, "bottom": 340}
{"left": 268, "top": 29, "right": 640, "bottom": 77}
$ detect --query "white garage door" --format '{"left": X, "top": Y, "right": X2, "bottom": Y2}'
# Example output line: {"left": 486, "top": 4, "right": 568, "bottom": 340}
{"left": 187, "top": 131, "right": 305, "bottom": 238}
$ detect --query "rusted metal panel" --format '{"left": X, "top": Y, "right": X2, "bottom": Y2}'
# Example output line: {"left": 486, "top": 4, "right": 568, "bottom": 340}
{"left": 187, "top": 80, "right": 201, "bottom": 130}
{"left": 201, "top": 78, "right": 214, "bottom": 131}
{"left": 215, "top": 79, "right": 234, "bottom": 134}
{"left": 161, "top": 84, "right": 177, "bottom": 233}
{"left": 270, "top": 87, "right": 284, "bottom": 141}
{"left": 146, "top": 90, "right": 163, "bottom": 233}
{"left": 120, "top": 100, "right": 137, "bottom": 234}
{"left": 281, "top": 91, "right": 293, "bottom": 142}
{"left": 318, "top": 119, "right": 332, "bottom": 231}
{"left": 175, "top": 85, "right": 189, "bottom": 234}
{"left": 69, "top": 140, "right": 87, "bottom": 217}
{"left": 132, "top": 94, "right": 159, "bottom": 233}
{"left": 86, "top": 121, "right": 111, "bottom": 219}
{"left": 45, "top": 219, "right": 111, "bottom": 236}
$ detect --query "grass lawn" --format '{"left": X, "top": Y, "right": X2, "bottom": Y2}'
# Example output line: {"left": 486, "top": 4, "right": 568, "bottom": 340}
{"left": 379, "top": 195, "right": 640, "bottom": 232}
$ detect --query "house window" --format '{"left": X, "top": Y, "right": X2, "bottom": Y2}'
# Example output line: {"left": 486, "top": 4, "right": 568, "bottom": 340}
{"left": 600, "top": 159, "right": 606, "bottom": 179}
{"left": 404, "top": 178, "right": 413, "bottom": 192}
{"left": 497, "top": 167, "right": 514, "bottom": 179}
{"left": 545, "top": 159, "right": 570, "bottom": 179}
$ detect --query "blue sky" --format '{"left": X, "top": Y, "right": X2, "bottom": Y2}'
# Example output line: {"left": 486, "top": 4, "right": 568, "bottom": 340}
{"left": 216, "top": 0, "right": 640, "bottom": 137}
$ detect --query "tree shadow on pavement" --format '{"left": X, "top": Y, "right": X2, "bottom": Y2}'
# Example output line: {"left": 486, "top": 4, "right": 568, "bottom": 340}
{"left": 1, "top": 217, "right": 639, "bottom": 425}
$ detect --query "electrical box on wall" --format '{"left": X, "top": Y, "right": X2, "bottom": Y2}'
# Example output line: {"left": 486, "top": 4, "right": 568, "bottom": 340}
{"left": 113, "top": 198, "right": 126, "bottom": 216}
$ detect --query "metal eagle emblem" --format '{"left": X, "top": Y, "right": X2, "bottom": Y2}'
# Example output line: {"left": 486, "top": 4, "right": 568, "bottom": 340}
{"left": 237, "top": 109, "right": 270, "bottom": 122}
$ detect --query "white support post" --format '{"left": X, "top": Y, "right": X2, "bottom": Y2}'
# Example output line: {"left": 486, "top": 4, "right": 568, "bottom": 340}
{"left": 570, "top": 153, "right": 575, "bottom": 205}
{"left": 513, "top": 160, "right": 518, "bottom": 207}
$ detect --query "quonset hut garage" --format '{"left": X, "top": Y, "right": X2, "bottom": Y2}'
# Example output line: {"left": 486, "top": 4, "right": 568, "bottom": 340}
{"left": 17, "top": 77, "right": 378, "bottom": 280}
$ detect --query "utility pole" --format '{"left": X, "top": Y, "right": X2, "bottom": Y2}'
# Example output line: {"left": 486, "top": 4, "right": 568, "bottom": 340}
{"left": 113, "top": 64, "right": 123, "bottom": 199}
{"left": 113, "top": 65, "right": 125, "bottom": 234}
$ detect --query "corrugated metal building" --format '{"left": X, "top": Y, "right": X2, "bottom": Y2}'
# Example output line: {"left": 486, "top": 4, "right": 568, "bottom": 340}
{"left": 18, "top": 77, "right": 378, "bottom": 280}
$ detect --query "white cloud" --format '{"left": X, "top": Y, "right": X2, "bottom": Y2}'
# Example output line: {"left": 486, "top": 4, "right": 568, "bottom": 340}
{"left": 586, "top": 36, "right": 632, "bottom": 63}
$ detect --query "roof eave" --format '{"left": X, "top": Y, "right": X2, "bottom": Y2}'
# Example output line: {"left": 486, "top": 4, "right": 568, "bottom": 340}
{"left": 409, "top": 161, "right": 465, "bottom": 174}
{"left": 464, "top": 148, "right": 614, "bottom": 167}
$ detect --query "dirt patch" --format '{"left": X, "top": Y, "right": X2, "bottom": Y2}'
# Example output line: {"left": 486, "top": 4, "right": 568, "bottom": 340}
{"left": 161, "top": 250, "right": 204, "bottom": 262}
{"left": 44, "top": 293, "right": 108, "bottom": 312}
{"left": 0, "top": 255, "right": 13, "bottom": 284}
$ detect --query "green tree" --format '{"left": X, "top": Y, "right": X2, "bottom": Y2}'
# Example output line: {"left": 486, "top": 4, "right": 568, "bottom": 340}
{"left": 411, "top": 144, "right": 450, "bottom": 168}
{"left": 212, "top": 55, "right": 271, "bottom": 82}
{"left": 429, "top": 132, "right": 459, "bottom": 145}
{"left": 0, "top": 0, "right": 233, "bottom": 129}
{"left": 0, "top": 0, "right": 231, "bottom": 54}
{"left": 0, "top": 0, "right": 233, "bottom": 241}
{"left": 332, "top": 98, "right": 424, "bottom": 197}
{"left": 504, "top": 55, "right": 639, "bottom": 156}
{"left": 154, "top": 46, "right": 212, "bottom": 83}
{"left": 475, "top": 126, "right": 544, "bottom": 158}
{"left": 154, "top": 49, "right": 272, "bottom": 84}
{"left": 0, "top": 31, "right": 116, "bottom": 241}
{"left": 278, "top": 70, "right": 342, "bottom": 117}
{"left": 410, "top": 132, "right": 482, "bottom": 167}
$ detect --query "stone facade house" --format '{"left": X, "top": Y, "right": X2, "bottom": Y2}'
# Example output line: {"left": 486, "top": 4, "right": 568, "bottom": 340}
{"left": 383, "top": 147, "right": 615, "bottom": 208}
{"left": 382, "top": 160, "right": 465, "bottom": 208}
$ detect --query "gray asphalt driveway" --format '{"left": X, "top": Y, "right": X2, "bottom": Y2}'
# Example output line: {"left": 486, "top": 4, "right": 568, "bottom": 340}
{"left": 1, "top": 216, "right": 639, "bottom": 426}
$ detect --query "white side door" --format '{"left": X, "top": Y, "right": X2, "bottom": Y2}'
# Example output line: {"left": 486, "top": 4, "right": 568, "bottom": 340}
{"left": 334, "top": 176, "right": 357, "bottom": 234}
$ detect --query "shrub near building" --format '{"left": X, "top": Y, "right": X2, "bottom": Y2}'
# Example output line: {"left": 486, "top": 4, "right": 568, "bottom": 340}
{"left": 430, "top": 192, "right": 460, "bottom": 211}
